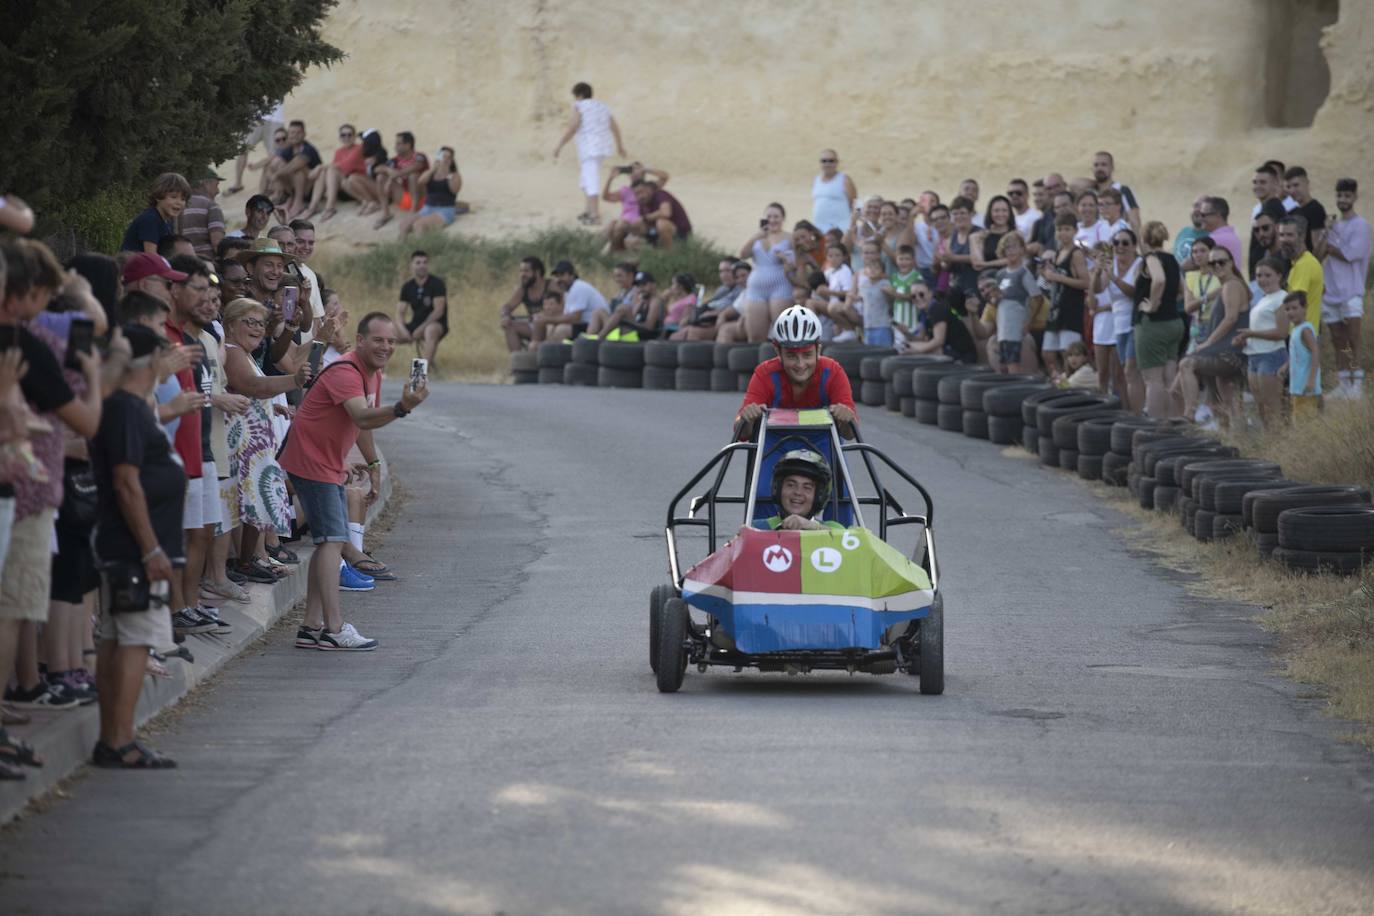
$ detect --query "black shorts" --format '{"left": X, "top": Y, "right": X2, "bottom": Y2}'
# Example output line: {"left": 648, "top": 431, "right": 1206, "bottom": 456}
{"left": 51, "top": 523, "right": 99, "bottom": 602}
{"left": 406, "top": 317, "right": 449, "bottom": 338}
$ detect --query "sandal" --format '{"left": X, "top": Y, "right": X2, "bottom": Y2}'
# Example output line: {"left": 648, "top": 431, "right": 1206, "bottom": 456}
{"left": 2, "top": 704, "right": 31, "bottom": 726}
{"left": 145, "top": 657, "right": 171, "bottom": 679}
{"left": 266, "top": 543, "right": 299, "bottom": 565}
{"left": 0, "top": 728, "right": 43, "bottom": 767}
{"left": 91, "top": 740, "right": 177, "bottom": 769}
{"left": 352, "top": 557, "right": 396, "bottom": 581}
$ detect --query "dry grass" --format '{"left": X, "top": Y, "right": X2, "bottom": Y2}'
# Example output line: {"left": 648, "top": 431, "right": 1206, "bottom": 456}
{"left": 1085, "top": 481, "right": 1374, "bottom": 745}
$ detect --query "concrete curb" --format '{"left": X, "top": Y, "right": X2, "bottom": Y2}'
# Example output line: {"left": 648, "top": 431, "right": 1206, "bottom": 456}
{"left": 0, "top": 465, "right": 393, "bottom": 825}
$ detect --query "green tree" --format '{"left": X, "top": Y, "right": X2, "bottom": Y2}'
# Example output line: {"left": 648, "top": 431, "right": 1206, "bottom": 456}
{"left": 0, "top": 0, "right": 343, "bottom": 250}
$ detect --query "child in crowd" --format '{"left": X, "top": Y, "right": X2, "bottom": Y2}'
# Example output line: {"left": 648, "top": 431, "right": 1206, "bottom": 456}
{"left": 120, "top": 172, "right": 192, "bottom": 253}
{"left": 888, "top": 244, "right": 923, "bottom": 345}
{"left": 830, "top": 241, "right": 877, "bottom": 341}
{"left": 1284, "top": 292, "right": 1321, "bottom": 422}
{"left": 854, "top": 250, "right": 895, "bottom": 347}
{"left": 662, "top": 273, "right": 697, "bottom": 330}
{"left": 991, "top": 232, "right": 1039, "bottom": 373}
{"left": 1055, "top": 341, "right": 1099, "bottom": 389}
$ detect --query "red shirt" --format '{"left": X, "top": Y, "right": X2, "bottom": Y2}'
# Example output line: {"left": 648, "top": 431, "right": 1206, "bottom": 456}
{"left": 164, "top": 318, "right": 203, "bottom": 479}
{"left": 278, "top": 353, "right": 380, "bottom": 485}
{"left": 333, "top": 143, "right": 366, "bottom": 177}
{"left": 739, "top": 355, "right": 855, "bottom": 414}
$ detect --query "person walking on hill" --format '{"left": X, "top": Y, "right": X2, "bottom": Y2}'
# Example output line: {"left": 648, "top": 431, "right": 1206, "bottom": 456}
{"left": 553, "top": 82, "right": 626, "bottom": 227}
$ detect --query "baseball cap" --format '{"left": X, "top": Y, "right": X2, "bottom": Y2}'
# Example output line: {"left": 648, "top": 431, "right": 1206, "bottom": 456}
{"left": 552, "top": 259, "right": 576, "bottom": 275}
{"left": 633, "top": 270, "right": 655, "bottom": 285}
{"left": 246, "top": 194, "right": 274, "bottom": 213}
{"left": 200, "top": 169, "right": 225, "bottom": 182}
{"left": 122, "top": 252, "right": 188, "bottom": 285}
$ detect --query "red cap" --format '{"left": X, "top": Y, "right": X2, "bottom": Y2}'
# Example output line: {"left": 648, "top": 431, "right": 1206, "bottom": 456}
{"left": 122, "top": 252, "right": 187, "bottom": 285}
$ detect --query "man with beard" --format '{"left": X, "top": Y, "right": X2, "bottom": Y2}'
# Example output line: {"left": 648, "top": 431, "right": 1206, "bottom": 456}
{"left": 1322, "top": 179, "right": 1371, "bottom": 396}
{"left": 1091, "top": 151, "right": 1141, "bottom": 234}
{"left": 1279, "top": 215, "right": 1324, "bottom": 335}
{"left": 499, "top": 256, "right": 549, "bottom": 351}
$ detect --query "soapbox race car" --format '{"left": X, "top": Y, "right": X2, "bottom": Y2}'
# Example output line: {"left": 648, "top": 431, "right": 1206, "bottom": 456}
{"left": 652, "top": 407, "right": 943, "bottom": 694}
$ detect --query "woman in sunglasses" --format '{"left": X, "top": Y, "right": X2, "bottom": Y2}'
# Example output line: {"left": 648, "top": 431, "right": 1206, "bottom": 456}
{"left": 1176, "top": 247, "right": 1249, "bottom": 427}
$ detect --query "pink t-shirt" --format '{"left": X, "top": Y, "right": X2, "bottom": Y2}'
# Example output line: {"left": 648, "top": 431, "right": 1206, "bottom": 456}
{"left": 618, "top": 186, "right": 640, "bottom": 222}
{"left": 277, "top": 353, "right": 380, "bottom": 485}
{"left": 665, "top": 294, "right": 696, "bottom": 326}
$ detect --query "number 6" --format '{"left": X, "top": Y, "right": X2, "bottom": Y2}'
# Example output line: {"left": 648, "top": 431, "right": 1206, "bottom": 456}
{"left": 842, "top": 531, "right": 860, "bottom": 551}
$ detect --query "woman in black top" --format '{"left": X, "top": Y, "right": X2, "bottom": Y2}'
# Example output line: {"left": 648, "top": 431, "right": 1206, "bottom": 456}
{"left": 399, "top": 146, "right": 463, "bottom": 238}
{"left": 1039, "top": 212, "right": 1091, "bottom": 378}
{"left": 1131, "top": 220, "right": 1183, "bottom": 417}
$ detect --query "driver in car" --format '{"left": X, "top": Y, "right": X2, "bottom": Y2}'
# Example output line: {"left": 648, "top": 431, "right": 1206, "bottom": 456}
{"left": 736, "top": 305, "right": 857, "bottom": 440}
{"left": 760, "top": 449, "right": 846, "bottom": 531}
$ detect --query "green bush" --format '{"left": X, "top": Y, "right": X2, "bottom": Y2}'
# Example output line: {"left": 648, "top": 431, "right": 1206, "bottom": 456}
{"left": 37, "top": 186, "right": 146, "bottom": 258}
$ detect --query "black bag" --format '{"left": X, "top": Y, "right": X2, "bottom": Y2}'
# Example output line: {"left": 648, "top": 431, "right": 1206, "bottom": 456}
{"left": 102, "top": 560, "right": 151, "bottom": 614}
{"left": 59, "top": 460, "right": 98, "bottom": 529}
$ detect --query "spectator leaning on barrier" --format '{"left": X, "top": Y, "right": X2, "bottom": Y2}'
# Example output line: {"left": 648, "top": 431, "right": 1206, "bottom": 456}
{"left": 279, "top": 312, "right": 428, "bottom": 652}
{"left": 120, "top": 173, "right": 191, "bottom": 254}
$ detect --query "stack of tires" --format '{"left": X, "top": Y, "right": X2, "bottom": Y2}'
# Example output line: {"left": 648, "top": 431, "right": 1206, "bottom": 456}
{"left": 1142, "top": 444, "right": 1240, "bottom": 513}
{"left": 858, "top": 356, "right": 890, "bottom": 408}
{"left": 1018, "top": 389, "right": 1084, "bottom": 456}
{"left": 935, "top": 367, "right": 992, "bottom": 432}
{"left": 1249, "top": 486, "right": 1372, "bottom": 565}
{"left": 981, "top": 382, "right": 1051, "bottom": 445}
{"left": 564, "top": 336, "right": 600, "bottom": 385}
{"left": 642, "top": 340, "right": 680, "bottom": 390}
{"left": 823, "top": 343, "right": 896, "bottom": 393}
{"left": 1046, "top": 404, "right": 1125, "bottom": 473}
{"left": 724, "top": 342, "right": 763, "bottom": 392}
{"left": 509, "top": 350, "right": 537, "bottom": 385}
{"left": 1128, "top": 431, "right": 1209, "bottom": 504}
{"left": 1207, "top": 478, "right": 1301, "bottom": 541}
{"left": 598, "top": 340, "right": 644, "bottom": 388}
{"left": 712, "top": 342, "right": 751, "bottom": 392}
{"left": 1030, "top": 392, "right": 1120, "bottom": 468}
{"left": 1174, "top": 458, "right": 1276, "bottom": 537}
{"left": 1098, "top": 417, "right": 1161, "bottom": 486}
{"left": 1075, "top": 415, "right": 1123, "bottom": 480}
{"left": 957, "top": 374, "right": 1039, "bottom": 441}
{"left": 536, "top": 341, "right": 571, "bottom": 384}
{"left": 910, "top": 363, "right": 976, "bottom": 425}
{"left": 674, "top": 341, "right": 715, "bottom": 391}
{"left": 887, "top": 355, "right": 951, "bottom": 418}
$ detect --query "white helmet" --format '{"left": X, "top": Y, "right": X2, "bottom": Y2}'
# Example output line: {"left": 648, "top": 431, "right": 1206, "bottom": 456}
{"left": 769, "top": 305, "right": 822, "bottom": 347}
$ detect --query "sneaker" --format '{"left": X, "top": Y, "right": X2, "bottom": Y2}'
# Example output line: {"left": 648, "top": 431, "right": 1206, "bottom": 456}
{"left": 201, "top": 578, "right": 250, "bottom": 604}
{"left": 1193, "top": 404, "right": 1213, "bottom": 423}
{"left": 4, "top": 682, "right": 80, "bottom": 710}
{"left": 340, "top": 563, "right": 376, "bottom": 592}
{"left": 50, "top": 673, "right": 97, "bottom": 706}
{"left": 195, "top": 605, "right": 232, "bottom": 635}
{"left": 316, "top": 622, "right": 379, "bottom": 651}
{"left": 294, "top": 626, "right": 323, "bottom": 649}
{"left": 235, "top": 561, "right": 277, "bottom": 585}
{"left": 172, "top": 608, "right": 215, "bottom": 635}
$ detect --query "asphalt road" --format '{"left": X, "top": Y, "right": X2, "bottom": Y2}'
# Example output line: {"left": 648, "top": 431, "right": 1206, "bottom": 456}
{"left": 3, "top": 382, "right": 1373, "bottom": 915}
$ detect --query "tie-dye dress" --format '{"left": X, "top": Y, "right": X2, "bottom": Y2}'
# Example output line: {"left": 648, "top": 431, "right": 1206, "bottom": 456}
{"left": 223, "top": 343, "right": 290, "bottom": 535}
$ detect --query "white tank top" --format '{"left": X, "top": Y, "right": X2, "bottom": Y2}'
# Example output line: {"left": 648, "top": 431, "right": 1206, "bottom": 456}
{"left": 574, "top": 99, "right": 613, "bottom": 158}
{"left": 812, "top": 172, "right": 850, "bottom": 232}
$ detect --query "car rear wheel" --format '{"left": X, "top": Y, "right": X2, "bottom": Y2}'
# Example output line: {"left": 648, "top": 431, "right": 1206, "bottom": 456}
{"left": 919, "top": 594, "right": 944, "bottom": 695}
{"left": 655, "top": 597, "right": 689, "bottom": 692}
{"left": 648, "top": 584, "right": 675, "bottom": 674}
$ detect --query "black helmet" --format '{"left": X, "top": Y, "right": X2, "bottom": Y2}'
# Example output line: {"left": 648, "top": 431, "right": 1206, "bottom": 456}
{"left": 770, "top": 449, "right": 832, "bottom": 518}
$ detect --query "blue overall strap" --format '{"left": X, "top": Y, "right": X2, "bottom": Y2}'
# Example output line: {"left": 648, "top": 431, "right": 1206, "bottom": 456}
{"left": 769, "top": 370, "right": 784, "bottom": 407}
{"left": 819, "top": 366, "right": 830, "bottom": 408}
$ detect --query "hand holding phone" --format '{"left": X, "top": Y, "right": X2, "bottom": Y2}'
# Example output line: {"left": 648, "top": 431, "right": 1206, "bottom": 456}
{"left": 65, "top": 318, "right": 95, "bottom": 370}
{"left": 410, "top": 357, "right": 428, "bottom": 391}
{"left": 281, "top": 287, "right": 299, "bottom": 324}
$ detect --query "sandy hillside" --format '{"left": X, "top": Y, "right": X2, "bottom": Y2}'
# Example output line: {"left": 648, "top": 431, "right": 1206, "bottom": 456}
{"left": 219, "top": 0, "right": 1374, "bottom": 257}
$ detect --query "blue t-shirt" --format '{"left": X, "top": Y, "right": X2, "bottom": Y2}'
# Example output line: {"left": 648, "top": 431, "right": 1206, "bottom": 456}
{"left": 120, "top": 207, "right": 174, "bottom": 252}
{"left": 278, "top": 142, "right": 322, "bottom": 169}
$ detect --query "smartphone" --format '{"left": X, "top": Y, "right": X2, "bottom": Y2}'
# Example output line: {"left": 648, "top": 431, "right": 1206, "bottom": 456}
{"left": 618, "top": 165, "right": 633, "bottom": 175}
{"left": 410, "top": 357, "right": 428, "bottom": 390}
{"left": 759, "top": 218, "right": 769, "bottom": 230}
{"left": 281, "top": 286, "right": 299, "bottom": 323}
{"left": 65, "top": 318, "right": 95, "bottom": 370}
{"left": 308, "top": 340, "right": 326, "bottom": 377}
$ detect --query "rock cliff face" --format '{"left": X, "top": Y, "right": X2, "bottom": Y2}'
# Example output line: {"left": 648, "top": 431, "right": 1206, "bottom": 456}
{"left": 287, "top": 0, "right": 1372, "bottom": 241}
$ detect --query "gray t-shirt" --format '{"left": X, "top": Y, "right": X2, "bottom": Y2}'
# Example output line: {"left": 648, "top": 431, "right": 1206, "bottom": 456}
{"left": 858, "top": 275, "right": 893, "bottom": 329}
{"left": 995, "top": 265, "right": 1039, "bottom": 342}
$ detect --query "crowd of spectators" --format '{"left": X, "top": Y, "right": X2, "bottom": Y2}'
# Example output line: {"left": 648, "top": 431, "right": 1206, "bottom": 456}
{"left": 0, "top": 165, "right": 429, "bottom": 776}
{"left": 505, "top": 147, "right": 1369, "bottom": 430}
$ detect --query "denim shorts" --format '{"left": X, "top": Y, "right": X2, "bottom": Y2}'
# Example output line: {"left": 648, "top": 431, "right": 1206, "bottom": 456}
{"left": 1116, "top": 329, "right": 1136, "bottom": 361}
{"left": 419, "top": 204, "right": 456, "bottom": 225}
{"left": 864, "top": 326, "right": 894, "bottom": 347}
{"left": 1248, "top": 349, "right": 1287, "bottom": 376}
{"left": 288, "top": 474, "right": 349, "bottom": 544}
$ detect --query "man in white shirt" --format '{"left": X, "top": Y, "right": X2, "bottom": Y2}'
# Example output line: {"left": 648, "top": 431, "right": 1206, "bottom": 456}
{"left": 1323, "top": 178, "right": 1372, "bottom": 396}
{"left": 533, "top": 260, "right": 610, "bottom": 344}
{"left": 289, "top": 219, "right": 326, "bottom": 345}
{"left": 1007, "top": 178, "right": 1041, "bottom": 238}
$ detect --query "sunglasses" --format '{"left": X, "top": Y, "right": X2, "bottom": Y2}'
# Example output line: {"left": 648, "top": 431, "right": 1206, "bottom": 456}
{"left": 240, "top": 318, "right": 266, "bottom": 328}
{"left": 819, "top": 158, "right": 836, "bottom": 164}
{"left": 1007, "top": 190, "right": 1025, "bottom": 196}
{"left": 1112, "top": 240, "right": 1133, "bottom": 247}
{"left": 1207, "top": 258, "right": 1231, "bottom": 266}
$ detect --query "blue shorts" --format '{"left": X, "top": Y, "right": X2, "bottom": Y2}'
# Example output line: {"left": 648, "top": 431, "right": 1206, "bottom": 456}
{"left": 864, "top": 326, "right": 894, "bottom": 347}
{"left": 288, "top": 474, "right": 349, "bottom": 544}
{"left": 1116, "top": 329, "right": 1136, "bottom": 361}
{"left": 1248, "top": 349, "right": 1286, "bottom": 376}
{"left": 419, "top": 204, "right": 456, "bottom": 225}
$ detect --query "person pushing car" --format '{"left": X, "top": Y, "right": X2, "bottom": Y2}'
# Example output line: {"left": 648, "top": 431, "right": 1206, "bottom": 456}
{"left": 735, "top": 305, "right": 857, "bottom": 440}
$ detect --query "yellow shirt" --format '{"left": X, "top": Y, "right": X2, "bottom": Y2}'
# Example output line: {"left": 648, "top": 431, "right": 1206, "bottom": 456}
{"left": 1285, "top": 252, "right": 1325, "bottom": 330}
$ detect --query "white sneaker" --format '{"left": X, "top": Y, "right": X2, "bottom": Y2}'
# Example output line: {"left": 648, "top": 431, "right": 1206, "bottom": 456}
{"left": 1194, "top": 404, "right": 1213, "bottom": 423}
{"left": 832, "top": 330, "right": 858, "bottom": 343}
{"left": 316, "top": 622, "right": 379, "bottom": 652}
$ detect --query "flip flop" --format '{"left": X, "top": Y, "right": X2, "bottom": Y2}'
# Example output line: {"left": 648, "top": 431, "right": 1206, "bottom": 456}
{"left": 352, "top": 559, "right": 396, "bottom": 581}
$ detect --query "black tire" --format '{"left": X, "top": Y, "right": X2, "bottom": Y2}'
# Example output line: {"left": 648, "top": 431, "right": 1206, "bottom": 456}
{"left": 1134, "top": 437, "right": 1208, "bottom": 474}
{"left": 981, "top": 382, "right": 1053, "bottom": 418}
{"left": 643, "top": 339, "right": 681, "bottom": 368}
{"left": 1193, "top": 508, "right": 1216, "bottom": 541}
{"left": 511, "top": 369, "right": 538, "bottom": 385}
{"left": 1108, "top": 417, "right": 1162, "bottom": 455}
{"left": 675, "top": 367, "right": 712, "bottom": 391}
{"left": 959, "top": 373, "right": 1040, "bottom": 410}
{"left": 571, "top": 336, "right": 601, "bottom": 365}
{"left": 937, "top": 403, "right": 964, "bottom": 431}
{"left": 884, "top": 384, "right": 901, "bottom": 412}
{"left": 860, "top": 380, "right": 886, "bottom": 407}
{"left": 726, "top": 345, "right": 761, "bottom": 373}
{"left": 1051, "top": 409, "right": 1124, "bottom": 450}
{"left": 1243, "top": 486, "right": 1308, "bottom": 528}
{"left": 1272, "top": 546, "right": 1367, "bottom": 576}
{"left": 1251, "top": 485, "right": 1372, "bottom": 534}
{"left": 648, "top": 584, "right": 676, "bottom": 674}
{"left": 1077, "top": 453, "right": 1105, "bottom": 481}
{"left": 1059, "top": 448, "right": 1079, "bottom": 472}
{"left": 710, "top": 367, "right": 737, "bottom": 392}
{"left": 962, "top": 409, "right": 990, "bottom": 439}
{"left": 1212, "top": 513, "right": 1245, "bottom": 539}
{"left": 1195, "top": 470, "right": 1283, "bottom": 510}
{"left": 1277, "top": 505, "right": 1374, "bottom": 552}
{"left": 1255, "top": 531, "right": 1278, "bottom": 559}
{"left": 1076, "top": 415, "right": 1117, "bottom": 457}
{"left": 1036, "top": 394, "right": 1119, "bottom": 437}
{"left": 1101, "top": 451, "right": 1131, "bottom": 486}
{"left": 643, "top": 365, "right": 677, "bottom": 390}
{"left": 881, "top": 354, "right": 947, "bottom": 381}
{"left": 1214, "top": 479, "right": 1299, "bottom": 516}
{"left": 938, "top": 368, "right": 993, "bottom": 405}
{"left": 1138, "top": 476, "right": 1159, "bottom": 508}
{"left": 597, "top": 366, "right": 643, "bottom": 389}
{"left": 537, "top": 366, "right": 564, "bottom": 384}
{"left": 677, "top": 341, "right": 716, "bottom": 369}
{"left": 600, "top": 341, "right": 646, "bottom": 370}
{"left": 1130, "top": 426, "right": 1199, "bottom": 460}
{"left": 893, "top": 368, "right": 916, "bottom": 397}
{"left": 510, "top": 350, "right": 538, "bottom": 372}
{"left": 655, "top": 597, "right": 689, "bottom": 692}
{"left": 914, "top": 398, "right": 940, "bottom": 425}
{"left": 1023, "top": 425, "right": 1039, "bottom": 453}
{"left": 1021, "top": 388, "right": 1089, "bottom": 427}
{"left": 563, "top": 362, "right": 598, "bottom": 386}
{"left": 828, "top": 345, "right": 892, "bottom": 380}
{"left": 860, "top": 356, "right": 885, "bottom": 382}
{"left": 987, "top": 414, "right": 1021, "bottom": 445}
{"left": 536, "top": 342, "right": 572, "bottom": 369}
{"left": 1153, "top": 484, "right": 1181, "bottom": 512}
{"left": 918, "top": 594, "right": 944, "bottom": 695}
{"left": 1038, "top": 435, "right": 1060, "bottom": 467}
{"left": 900, "top": 396, "right": 917, "bottom": 418}
{"left": 1178, "top": 458, "right": 1274, "bottom": 498}
{"left": 713, "top": 341, "right": 752, "bottom": 369}
{"left": 1156, "top": 450, "right": 1235, "bottom": 487}
{"left": 913, "top": 363, "right": 980, "bottom": 400}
